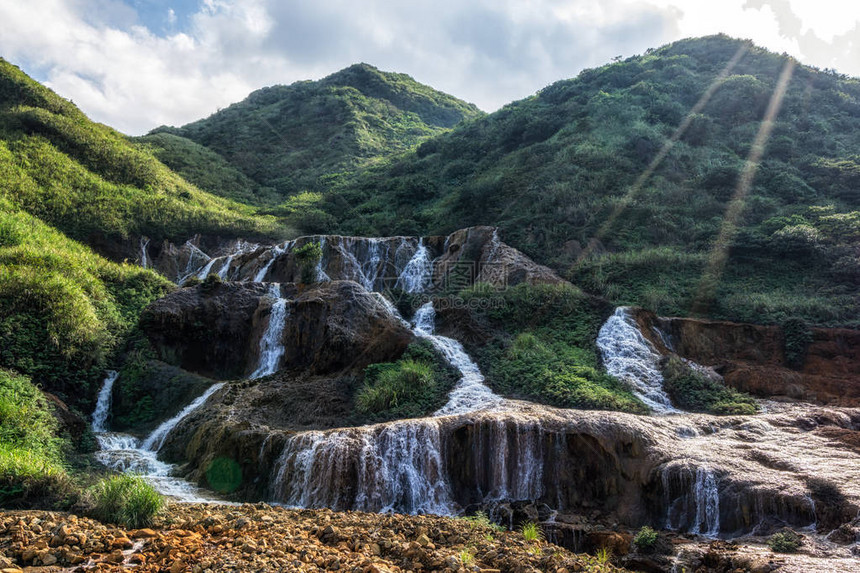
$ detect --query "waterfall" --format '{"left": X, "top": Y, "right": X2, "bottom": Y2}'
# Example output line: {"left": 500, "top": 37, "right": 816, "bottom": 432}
{"left": 217, "top": 256, "right": 234, "bottom": 279}
{"left": 691, "top": 467, "right": 720, "bottom": 537}
{"left": 395, "top": 239, "right": 432, "bottom": 293}
{"left": 91, "top": 373, "right": 218, "bottom": 502}
{"left": 663, "top": 463, "right": 721, "bottom": 537}
{"left": 254, "top": 241, "right": 292, "bottom": 283}
{"left": 410, "top": 303, "right": 503, "bottom": 416}
{"left": 249, "top": 285, "right": 288, "bottom": 379}
{"left": 139, "top": 237, "right": 150, "bottom": 269}
{"left": 196, "top": 257, "right": 220, "bottom": 279}
{"left": 316, "top": 237, "right": 331, "bottom": 282}
{"left": 361, "top": 239, "right": 387, "bottom": 291}
{"left": 92, "top": 370, "right": 118, "bottom": 433}
{"left": 596, "top": 307, "right": 678, "bottom": 414}
{"left": 178, "top": 242, "right": 211, "bottom": 284}
{"left": 269, "top": 414, "right": 554, "bottom": 515}
{"left": 477, "top": 419, "right": 545, "bottom": 502}
{"left": 141, "top": 383, "right": 226, "bottom": 452}
{"left": 272, "top": 420, "right": 454, "bottom": 514}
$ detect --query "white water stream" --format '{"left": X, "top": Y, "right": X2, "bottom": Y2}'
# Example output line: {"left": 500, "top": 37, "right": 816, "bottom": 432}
{"left": 91, "top": 372, "right": 223, "bottom": 502}
{"left": 249, "top": 285, "right": 289, "bottom": 379}
{"left": 596, "top": 307, "right": 679, "bottom": 414}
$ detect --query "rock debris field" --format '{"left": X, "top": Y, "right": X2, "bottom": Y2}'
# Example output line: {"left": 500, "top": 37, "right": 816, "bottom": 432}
{"left": 0, "top": 504, "right": 623, "bottom": 572}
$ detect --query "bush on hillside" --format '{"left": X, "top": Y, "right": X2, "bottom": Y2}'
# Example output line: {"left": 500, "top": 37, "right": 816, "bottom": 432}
{"left": 661, "top": 356, "right": 758, "bottom": 415}
{"left": 356, "top": 341, "right": 458, "bottom": 420}
{"left": 0, "top": 368, "right": 71, "bottom": 507}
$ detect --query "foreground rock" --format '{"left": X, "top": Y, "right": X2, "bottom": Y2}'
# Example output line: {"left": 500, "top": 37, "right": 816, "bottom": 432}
{"left": 0, "top": 505, "right": 625, "bottom": 572}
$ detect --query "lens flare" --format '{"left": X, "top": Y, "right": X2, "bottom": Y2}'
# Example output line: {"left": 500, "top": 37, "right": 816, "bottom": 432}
{"left": 691, "top": 59, "right": 797, "bottom": 314}
{"left": 575, "top": 43, "right": 750, "bottom": 264}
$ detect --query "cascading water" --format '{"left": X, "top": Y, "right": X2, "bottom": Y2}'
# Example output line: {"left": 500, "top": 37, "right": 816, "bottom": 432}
{"left": 177, "top": 242, "right": 211, "bottom": 284}
{"left": 266, "top": 246, "right": 510, "bottom": 514}
{"left": 92, "top": 370, "right": 118, "bottom": 433}
{"left": 140, "top": 382, "right": 226, "bottom": 452}
{"left": 596, "top": 307, "right": 678, "bottom": 414}
{"left": 316, "top": 236, "right": 331, "bottom": 282}
{"left": 410, "top": 303, "right": 503, "bottom": 416}
{"left": 272, "top": 421, "right": 454, "bottom": 514}
{"left": 139, "top": 237, "right": 150, "bottom": 269}
{"left": 663, "top": 463, "right": 721, "bottom": 537}
{"left": 249, "top": 285, "right": 289, "bottom": 379}
{"left": 196, "top": 257, "right": 219, "bottom": 279}
{"left": 395, "top": 238, "right": 432, "bottom": 293}
{"left": 91, "top": 372, "right": 220, "bottom": 502}
{"left": 691, "top": 467, "right": 720, "bottom": 537}
{"left": 254, "top": 240, "right": 293, "bottom": 283}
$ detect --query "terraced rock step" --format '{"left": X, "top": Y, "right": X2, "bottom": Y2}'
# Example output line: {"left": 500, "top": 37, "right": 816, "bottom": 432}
{"left": 0, "top": 505, "right": 626, "bottom": 572}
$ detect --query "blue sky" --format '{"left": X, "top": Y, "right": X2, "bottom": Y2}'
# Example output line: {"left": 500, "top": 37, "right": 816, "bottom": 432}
{"left": 1, "top": 0, "right": 857, "bottom": 135}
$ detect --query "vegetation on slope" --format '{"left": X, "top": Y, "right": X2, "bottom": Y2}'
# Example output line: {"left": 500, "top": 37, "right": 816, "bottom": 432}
{"left": 356, "top": 341, "right": 459, "bottom": 422}
{"left": 0, "top": 58, "right": 277, "bottom": 249}
{"left": 317, "top": 36, "right": 859, "bottom": 327}
{"left": 458, "top": 283, "right": 647, "bottom": 413}
{"left": 155, "top": 63, "right": 483, "bottom": 198}
{"left": 0, "top": 198, "right": 173, "bottom": 408}
{"left": 661, "top": 356, "right": 758, "bottom": 415}
{"left": 135, "top": 131, "right": 270, "bottom": 205}
{"left": 0, "top": 368, "right": 70, "bottom": 507}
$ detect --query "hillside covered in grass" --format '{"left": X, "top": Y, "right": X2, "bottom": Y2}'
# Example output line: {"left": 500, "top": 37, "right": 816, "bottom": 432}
{"left": 314, "top": 36, "right": 859, "bottom": 327}
{"left": 0, "top": 58, "right": 279, "bottom": 255}
{"left": 0, "top": 59, "right": 292, "bottom": 412}
{"left": 149, "top": 63, "right": 483, "bottom": 209}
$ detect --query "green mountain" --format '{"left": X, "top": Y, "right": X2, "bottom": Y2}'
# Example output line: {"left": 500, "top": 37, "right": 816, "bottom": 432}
{"left": 317, "top": 36, "right": 859, "bottom": 327}
{"left": 149, "top": 63, "right": 484, "bottom": 205}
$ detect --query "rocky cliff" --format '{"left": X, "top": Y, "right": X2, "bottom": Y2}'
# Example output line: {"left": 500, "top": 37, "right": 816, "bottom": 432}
{"left": 633, "top": 309, "right": 860, "bottom": 406}
{"left": 141, "top": 280, "right": 413, "bottom": 380}
{"left": 144, "top": 226, "right": 562, "bottom": 290}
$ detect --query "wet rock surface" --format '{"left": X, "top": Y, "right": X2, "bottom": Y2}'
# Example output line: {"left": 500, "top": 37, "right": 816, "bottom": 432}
{"left": 0, "top": 505, "right": 627, "bottom": 572}
{"left": 141, "top": 281, "right": 413, "bottom": 381}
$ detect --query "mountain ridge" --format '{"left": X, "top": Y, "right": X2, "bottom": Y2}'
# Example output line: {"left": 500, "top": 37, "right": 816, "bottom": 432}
{"left": 147, "top": 63, "right": 484, "bottom": 204}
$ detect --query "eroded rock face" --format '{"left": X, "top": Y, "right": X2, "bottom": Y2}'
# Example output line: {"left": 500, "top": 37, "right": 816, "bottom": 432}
{"left": 162, "top": 386, "right": 860, "bottom": 539}
{"left": 149, "top": 226, "right": 562, "bottom": 290}
{"left": 633, "top": 309, "right": 860, "bottom": 406}
{"left": 140, "top": 281, "right": 413, "bottom": 380}
{"left": 432, "top": 226, "right": 562, "bottom": 289}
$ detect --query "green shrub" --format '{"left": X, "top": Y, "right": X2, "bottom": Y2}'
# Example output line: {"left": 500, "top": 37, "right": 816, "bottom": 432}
{"left": 0, "top": 368, "right": 71, "bottom": 506}
{"left": 661, "top": 356, "right": 758, "bottom": 415}
{"left": 294, "top": 241, "right": 323, "bottom": 284}
{"left": 356, "top": 359, "right": 434, "bottom": 414}
{"left": 520, "top": 521, "right": 544, "bottom": 542}
{"left": 85, "top": 474, "right": 164, "bottom": 528}
{"left": 781, "top": 317, "right": 812, "bottom": 369}
{"left": 200, "top": 272, "right": 222, "bottom": 293}
{"left": 768, "top": 530, "right": 802, "bottom": 553}
{"left": 459, "top": 548, "right": 475, "bottom": 566}
{"left": 633, "top": 526, "right": 658, "bottom": 553}
{"left": 462, "top": 511, "right": 504, "bottom": 532}
{"left": 355, "top": 341, "right": 458, "bottom": 421}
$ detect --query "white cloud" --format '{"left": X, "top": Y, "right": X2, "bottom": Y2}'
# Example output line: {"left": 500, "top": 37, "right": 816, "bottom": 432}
{"left": 0, "top": 0, "right": 857, "bottom": 135}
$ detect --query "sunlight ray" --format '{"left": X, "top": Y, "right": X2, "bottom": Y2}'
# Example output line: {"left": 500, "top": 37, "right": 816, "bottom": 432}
{"left": 575, "top": 43, "right": 750, "bottom": 264}
{"left": 691, "top": 59, "right": 797, "bottom": 314}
